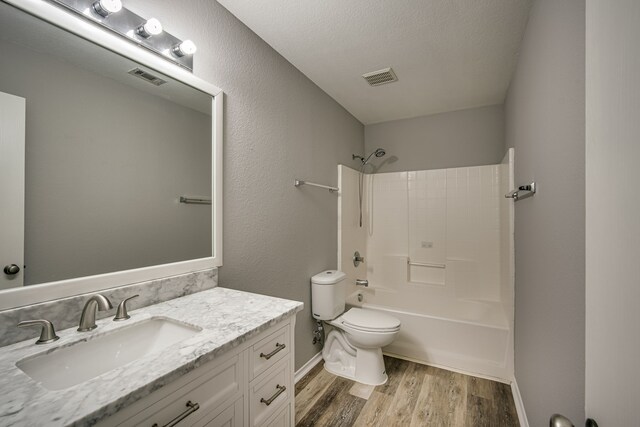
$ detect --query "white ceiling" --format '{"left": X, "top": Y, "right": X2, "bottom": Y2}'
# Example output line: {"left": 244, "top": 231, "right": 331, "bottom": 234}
{"left": 216, "top": 0, "right": 532, "bottom": 124}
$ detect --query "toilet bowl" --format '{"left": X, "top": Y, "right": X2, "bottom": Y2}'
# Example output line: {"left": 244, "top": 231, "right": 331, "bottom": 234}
{"left": 312, "top": 270, "right": 401, "bottom": 385}
{"left": 324, "top": 307, "right": 400, "bottom": 385}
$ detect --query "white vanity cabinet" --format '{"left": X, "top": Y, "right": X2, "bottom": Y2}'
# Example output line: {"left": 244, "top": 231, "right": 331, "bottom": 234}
{"left": 97, "top": 316, "right": 296, "bottom": 427}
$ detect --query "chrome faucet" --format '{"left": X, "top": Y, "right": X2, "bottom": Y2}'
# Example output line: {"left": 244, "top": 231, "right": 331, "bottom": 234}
{"left": 78, "top": 294, "right": 113, "bottom": 332}
{"left": 355, "top": 279, "right": 369, "bottom": 287}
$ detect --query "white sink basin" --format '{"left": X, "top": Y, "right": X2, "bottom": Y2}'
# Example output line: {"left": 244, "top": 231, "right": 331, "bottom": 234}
{"left": 17, "top": 318, "right": 201, "bottom": 390}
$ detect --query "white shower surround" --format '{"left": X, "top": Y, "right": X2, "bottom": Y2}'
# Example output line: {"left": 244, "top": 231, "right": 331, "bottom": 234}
{"left": 337, "top": 150, "right": 514, "bottom": 381}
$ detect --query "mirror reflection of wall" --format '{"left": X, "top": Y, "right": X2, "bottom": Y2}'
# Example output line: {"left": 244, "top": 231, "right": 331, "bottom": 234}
{"left": 0, "top": 3, "right": 212, "bottom": 287}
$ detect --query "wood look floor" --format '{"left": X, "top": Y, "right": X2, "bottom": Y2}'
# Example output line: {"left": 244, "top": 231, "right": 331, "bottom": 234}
{"left": 295, "top": 356, "right": 519, "bottom": 427}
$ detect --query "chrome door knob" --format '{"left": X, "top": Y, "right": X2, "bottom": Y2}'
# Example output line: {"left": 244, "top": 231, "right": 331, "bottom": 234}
{"left": 3, "top": 264, "right": 20, "bottom": 275}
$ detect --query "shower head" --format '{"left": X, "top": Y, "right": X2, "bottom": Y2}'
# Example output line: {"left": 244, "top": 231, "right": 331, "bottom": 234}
{"left": 353, "top": 148, "right": 387, "bottom": 166}
{"left": 362, "top": 148, "right": 386, "bottom": 165}
{"left": 353, "top": 147, "right": 387, "bottom": 228}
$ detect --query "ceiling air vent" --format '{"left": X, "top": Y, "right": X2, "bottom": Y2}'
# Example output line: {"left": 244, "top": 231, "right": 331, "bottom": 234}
{"left": 362, "top": 67, "right": 398, "bottom": 86}
{"left": 128, "top": 68, "right": 167, "bottom": 86}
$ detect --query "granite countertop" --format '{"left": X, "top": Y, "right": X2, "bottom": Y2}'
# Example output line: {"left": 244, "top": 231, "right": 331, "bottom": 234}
{"left": 0, "top": 287, "right": 303, "bottom": 426}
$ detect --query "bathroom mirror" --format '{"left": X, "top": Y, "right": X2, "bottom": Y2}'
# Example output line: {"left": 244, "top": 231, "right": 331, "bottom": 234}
{"left": 0, "top": 0, "right": 223, "bottom": 309}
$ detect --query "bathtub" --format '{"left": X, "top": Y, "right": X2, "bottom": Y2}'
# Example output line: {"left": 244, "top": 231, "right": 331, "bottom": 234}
{"left": 346, "top": 289, "right": 512, "bottom": 381}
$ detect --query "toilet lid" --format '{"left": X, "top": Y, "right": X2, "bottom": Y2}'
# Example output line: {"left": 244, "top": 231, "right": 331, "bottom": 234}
{"left": 341, "top": 308, "right": 401, "bottom": 332}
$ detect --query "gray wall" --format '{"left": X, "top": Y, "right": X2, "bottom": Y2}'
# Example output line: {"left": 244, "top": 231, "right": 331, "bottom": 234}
{"left": 585, "top": 1, "right": 640, "bottom": 424}
{"left": 505, "top": 0, "right": 585, "bottom": 425}
{"left": 126, "top": 0, "right": 365, "bottom": 369}
{"left": 0, "top": 42, "right": 212, "bottom": 286}
{"left": 364, "top": 105, "right": 504, "bottom": 172}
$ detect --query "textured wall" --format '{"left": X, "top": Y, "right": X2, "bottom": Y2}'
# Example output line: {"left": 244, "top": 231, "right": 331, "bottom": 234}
{"left": 125, "top": 0, "right": 365, "bottom": 369}
{"left": 586, "top": 1, "right": 640, "bottom": 425}
{"left": 364, "top": 105, "right": 505, "bottom": 173}
{"left": 505, "top": 0, "right": 585, "bottom": 425}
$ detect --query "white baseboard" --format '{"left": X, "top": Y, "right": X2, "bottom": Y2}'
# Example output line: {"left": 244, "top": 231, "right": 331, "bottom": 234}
{"left": 383, "top": 351, "right": 510, "bottom": 384}
{"left": 295, "top": 351, "right": 323, "bottom": 384}
{"left": 511, "top": 377, "right": 529, "bottom": 427}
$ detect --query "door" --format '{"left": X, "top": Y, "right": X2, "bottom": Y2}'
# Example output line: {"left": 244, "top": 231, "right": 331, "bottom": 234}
{"left": 585, "top": 0, "right": 640, "bottom": 425}
{"left": 0, "top": 91, "right": 25, "bottom": 289}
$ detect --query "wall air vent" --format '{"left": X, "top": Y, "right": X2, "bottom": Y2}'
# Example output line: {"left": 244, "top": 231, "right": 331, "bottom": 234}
{"left": 362, "top": 67, "right": 398, "bottom": 86}
{"left": 128, "top": 68, "right": 167, "bottom": 86}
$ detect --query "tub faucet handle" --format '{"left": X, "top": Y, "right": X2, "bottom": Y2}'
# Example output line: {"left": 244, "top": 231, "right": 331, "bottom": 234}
{"left": 353, "top": 251, "right": 365, "bottom": 267}
{"left": 356, "top": 279, "right": 369, "bottom": 287}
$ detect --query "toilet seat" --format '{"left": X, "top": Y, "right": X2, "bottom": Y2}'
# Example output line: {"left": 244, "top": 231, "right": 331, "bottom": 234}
{"left": 340, "top": 308, "right": 401, "bottom": 333}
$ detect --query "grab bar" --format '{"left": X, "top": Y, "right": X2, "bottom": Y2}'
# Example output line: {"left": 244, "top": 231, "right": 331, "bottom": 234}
{"left": 294, "top": 180, "right": 339, "bottom": 193}
{"left": 179, "top": 196, "right": 211, "bottom": 205}
{"left": 407, "top": 260, "right": 446, "bottom": 269}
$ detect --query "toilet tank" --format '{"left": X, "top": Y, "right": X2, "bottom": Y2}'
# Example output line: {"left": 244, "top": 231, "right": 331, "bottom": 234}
{"left": 311, "top": 270, "right": 347, "bottom": 320}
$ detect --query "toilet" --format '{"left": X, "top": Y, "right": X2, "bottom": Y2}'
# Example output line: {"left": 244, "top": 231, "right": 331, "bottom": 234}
{"left": 311, "top": 270, "right": 401, "bottom": 385}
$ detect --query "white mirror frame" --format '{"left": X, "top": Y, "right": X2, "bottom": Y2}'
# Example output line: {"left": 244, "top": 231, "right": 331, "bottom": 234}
{"left": 0, "top": 0, "right": 223, "bottom": 310}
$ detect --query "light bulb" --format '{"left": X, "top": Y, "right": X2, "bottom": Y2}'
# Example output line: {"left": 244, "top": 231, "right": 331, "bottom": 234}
{"left": 136, "top": 18, "right": 163, "bottom": 38}
{"left": 92, "top": 0, "right": 122, "bottom": 17}
{"left": 172, "top": 40, "right": 197, "bottom": 57}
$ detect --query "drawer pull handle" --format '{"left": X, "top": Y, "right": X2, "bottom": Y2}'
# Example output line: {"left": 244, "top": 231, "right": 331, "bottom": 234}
{"left": 260, "top": 342, "right": 286, "bottom": 360}
{"left": 152, "top": 400, "right": 200, "bottom": 427}
{"left": 260, "top": 384, "right": 286, "bottom": 406}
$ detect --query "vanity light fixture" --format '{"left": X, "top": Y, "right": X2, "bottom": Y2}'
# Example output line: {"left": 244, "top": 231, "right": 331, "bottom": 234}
{"left": 46, "top": 0, "right": 196, "bottom": 70}
{"left": 136, "top": 18, "right": 163, "bottom": 38}
{"left": 172, "top": 40, "right": 197, "bottom": 57}
{"left": 92, "top": 0, "right": 122, "bottom": 17}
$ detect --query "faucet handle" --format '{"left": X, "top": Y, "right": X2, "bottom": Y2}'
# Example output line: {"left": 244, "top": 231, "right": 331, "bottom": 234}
{"left": 18, "top": 319, "right": 60, "bottom": 345}
{"left": 113, "top": 295, "right": 139, "bottom": 321}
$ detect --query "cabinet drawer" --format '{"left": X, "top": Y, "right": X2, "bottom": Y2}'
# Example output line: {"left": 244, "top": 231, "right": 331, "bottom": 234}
{"left": 250, "top": 325, "right": 289, "bottom": 379}
{"left": 195, "top": 396, "right": 243, "bottom": 427}
{"left": 250, "top": 359, "right": 291, "bottom": 427}
{"left": 121, "top": 354, "right": 243, "bottom": 426}
{"left": 264, "top": 403, "right": 291, "bottom": 427}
